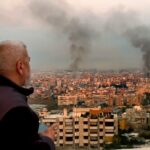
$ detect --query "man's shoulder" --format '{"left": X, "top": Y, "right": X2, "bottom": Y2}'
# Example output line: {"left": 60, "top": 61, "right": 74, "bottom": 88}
{"left": 0, "top": 86, "right": 28, "bottom": 120}
{"left": 0, "top": 85, "right": 27, "bottom": 99}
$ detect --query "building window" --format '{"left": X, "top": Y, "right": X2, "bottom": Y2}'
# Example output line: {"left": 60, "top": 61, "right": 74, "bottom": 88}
{"left": 75, "top": 121, "right": 78, "bottom": 124}
{"left": 66, "top": 137, "right": 73, "bottom": 141}
{"left": 84, "top": 136, "right": 88, "bottom": 139}
{"left": 90, "top": 129, "right": 97, "bottom": 133}
{"left": 105, "top": 122, "right": 114, "bottom": 126}
{"left": 84, "top": 121, "right": 88, "bottom": 124}
{"left": 105, "top": 132, "right": 114, "bottom": 134}
{"left": 59, "top": 122, "right": 63, "bottom": 125}
{"left": 60, "top": 129, "right": 63, "bottom": 132}
{"left": 84, "top": 129, "right": 88, "bottom": 132}
{"left": 75, "top": 129, "right": 79, "bottom": 132}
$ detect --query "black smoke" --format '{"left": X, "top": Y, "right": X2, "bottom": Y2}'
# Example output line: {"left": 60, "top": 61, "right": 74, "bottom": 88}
{"left": 28, "top": 0, "right": 93, "bottom": 71}
{"left": 104, "top": 8, "right": 150, "bottom": 74}
{"left": 125, "top": 26, "right": 150, "bottom": 74}
{"left": 27, "top": 1, "right": 150, "bottom": 71}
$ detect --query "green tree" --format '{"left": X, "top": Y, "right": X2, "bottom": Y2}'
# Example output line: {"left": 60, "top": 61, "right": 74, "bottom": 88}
{"left": 47, "top": 100, "right": 58, "bottom": 111}
{"left": 141, "top": 92, "right": 150, "bottom": 106}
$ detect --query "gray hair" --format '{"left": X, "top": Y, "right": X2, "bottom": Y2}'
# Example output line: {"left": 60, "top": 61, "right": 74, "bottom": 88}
{"left": 0, "top": 40, "right": 27, "bottom": 72}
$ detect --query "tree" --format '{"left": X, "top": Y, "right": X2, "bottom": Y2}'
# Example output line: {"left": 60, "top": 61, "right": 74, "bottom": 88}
{"left": 141, "top": 92, "right": 150, "bottom": 106}
{"left": 47, "top": 99, "right": 58, "bottom": 111}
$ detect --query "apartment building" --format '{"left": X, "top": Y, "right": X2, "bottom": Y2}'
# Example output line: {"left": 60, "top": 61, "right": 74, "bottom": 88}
{"left": 124, "top": 106, "right": 150, "bottom": 130}
{"left": 40, "top": 108, "right": 118, "bottom": 148}
{"left": 57, "top": 95, "right": 78, "bottom": 106}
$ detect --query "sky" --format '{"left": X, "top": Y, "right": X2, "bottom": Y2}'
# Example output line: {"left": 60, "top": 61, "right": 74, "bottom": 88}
{"left": 0, "top": 0, "right": 150, "bottom": 71}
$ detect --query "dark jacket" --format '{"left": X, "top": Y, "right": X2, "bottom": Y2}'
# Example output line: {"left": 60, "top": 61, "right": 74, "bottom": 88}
{"left": 0, "top": 75, "right": 55, "bottom": 150}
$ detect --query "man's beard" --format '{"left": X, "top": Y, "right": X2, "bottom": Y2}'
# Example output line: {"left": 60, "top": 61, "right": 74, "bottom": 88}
{"left": 24, "top": 73, "right": 32, "bottom": 88}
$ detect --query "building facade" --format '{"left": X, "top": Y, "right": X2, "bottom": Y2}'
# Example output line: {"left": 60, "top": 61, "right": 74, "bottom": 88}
{"left": 40, "top": 108, "right": 118, "bottom": 148}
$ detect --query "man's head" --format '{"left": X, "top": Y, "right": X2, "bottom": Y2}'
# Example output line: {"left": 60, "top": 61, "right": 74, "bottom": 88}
{"left": 0, "top": 40, "right": 31, "bottom": 86}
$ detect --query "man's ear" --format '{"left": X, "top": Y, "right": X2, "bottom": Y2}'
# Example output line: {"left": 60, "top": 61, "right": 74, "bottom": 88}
{"left": 16, "top": 60, "right": 24, "bottom": 75}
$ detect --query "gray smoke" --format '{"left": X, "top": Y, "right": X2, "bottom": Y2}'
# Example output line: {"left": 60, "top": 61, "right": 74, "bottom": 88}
{"left": 125, "top": 26, "right": 150, "bottom": 73}
{"left": 103, "top": 9, "right": 150, "bottom": 73}
{"left": 67, "top": 18, "right": 92, "bottom": 70}
{"left": 28, "top": 0, "right": 93, "bottom": 71}
{"left": 27, "top": 1, "right": 150, "bottom": 71}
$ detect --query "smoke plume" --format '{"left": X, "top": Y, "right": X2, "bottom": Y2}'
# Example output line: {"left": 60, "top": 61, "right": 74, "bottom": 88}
{"left": 26, "top": 1, "right": 150, "bottom": 71}
{"left": 103, "top": 9, "right": 150, "bottom": 73}
{"left": 28, "top": 0, "right": 93, "bottom": 71}
{"left": 125, "top": 26, "right": 150, "bottom": 73}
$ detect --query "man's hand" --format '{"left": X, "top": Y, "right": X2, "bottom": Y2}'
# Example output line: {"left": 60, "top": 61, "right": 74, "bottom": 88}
{"left": 40, "top": 123, "right": 58, "bottom": 141}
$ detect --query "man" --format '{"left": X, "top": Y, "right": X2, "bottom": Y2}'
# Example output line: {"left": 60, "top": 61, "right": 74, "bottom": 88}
{"left": 0, "top": 40, "right": 56, "bottom": 150}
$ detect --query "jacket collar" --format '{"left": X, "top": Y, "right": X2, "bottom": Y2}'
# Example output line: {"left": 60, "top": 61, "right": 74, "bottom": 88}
{"left": 0, "top": 75, "right": 34, "bottom": 96}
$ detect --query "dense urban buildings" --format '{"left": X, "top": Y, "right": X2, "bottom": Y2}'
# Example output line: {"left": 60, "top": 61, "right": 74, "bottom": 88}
{"left": 29, "top": 70, "right": 150, "bottom": 148}
{"left": 29, "top": 70, "right": 150, "bottom": 108}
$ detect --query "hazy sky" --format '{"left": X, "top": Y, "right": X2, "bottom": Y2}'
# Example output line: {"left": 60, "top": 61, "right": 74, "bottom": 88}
{"left": 0, "top": 0, "right": 150, "bottom": 70}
